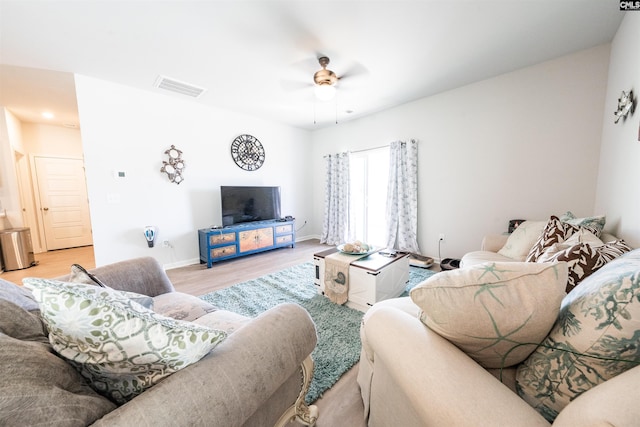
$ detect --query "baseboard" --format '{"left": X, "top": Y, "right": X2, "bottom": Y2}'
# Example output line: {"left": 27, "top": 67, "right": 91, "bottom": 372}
{"left": 163, "top": 257, "right": 200, "bottom": 270}
{"left": 163, "top": 234, "right": 321, "bottom": 271}
{"left": 296, "top": 234, "right": 321, "bottom": 242}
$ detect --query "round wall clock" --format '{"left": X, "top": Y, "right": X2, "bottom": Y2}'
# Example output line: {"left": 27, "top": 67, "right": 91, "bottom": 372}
{"left": 230, "top": 134, "right": 265, "bottom": 171}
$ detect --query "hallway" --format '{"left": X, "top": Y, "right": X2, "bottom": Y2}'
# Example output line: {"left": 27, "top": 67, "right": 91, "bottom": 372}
{"left": 1, "top": 245, "right": 95, "bottom": 284}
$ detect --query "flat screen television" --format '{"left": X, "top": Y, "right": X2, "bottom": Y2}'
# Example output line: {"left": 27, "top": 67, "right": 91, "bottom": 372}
{"left": 220, "top": 186, "right": 281, "bottom": 226}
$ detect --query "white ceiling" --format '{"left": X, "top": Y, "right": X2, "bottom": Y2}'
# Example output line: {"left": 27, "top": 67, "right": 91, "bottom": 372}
{"left": 0, "top": 0, "right": 625, "bottom": 130}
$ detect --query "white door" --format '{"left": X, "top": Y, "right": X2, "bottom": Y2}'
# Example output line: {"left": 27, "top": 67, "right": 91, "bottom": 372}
{"left": 34, "top": 156, "right": 93, "bottom": 250}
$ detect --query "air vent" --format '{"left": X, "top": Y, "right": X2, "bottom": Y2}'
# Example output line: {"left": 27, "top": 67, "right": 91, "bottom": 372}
{"left": 154, "top": 75, "right": 207, "bottom": 98}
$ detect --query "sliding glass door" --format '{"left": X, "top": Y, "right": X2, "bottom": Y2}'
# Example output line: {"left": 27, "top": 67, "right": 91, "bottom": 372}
{"left": 349, "top": 147, "right": 389, "bottom": 247}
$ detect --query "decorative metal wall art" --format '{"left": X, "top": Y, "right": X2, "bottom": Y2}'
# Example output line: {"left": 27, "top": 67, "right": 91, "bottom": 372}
{"left": 614, "top": 90, "right": 635, "bottom": 124}
{"left": 160, "top": 145, "right": 185, "bottom": 184}
{"left": 231, "top": 134, "right": 265, "bottom": 171}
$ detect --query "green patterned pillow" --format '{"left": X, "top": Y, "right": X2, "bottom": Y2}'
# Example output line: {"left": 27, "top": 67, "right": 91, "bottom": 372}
{"left": 516, "top": 249, "right": 640, "bottom": 422}
{"left": 410, "top": 261, "right": 568, "bottom": 368}
{"left": 23, "top": 278, "right": 227, "bottom": 404}
{"left": 559, "top": 211, "right": 606, "bottom": 236}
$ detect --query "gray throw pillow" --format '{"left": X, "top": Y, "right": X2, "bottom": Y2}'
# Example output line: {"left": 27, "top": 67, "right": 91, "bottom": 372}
{"left": 0, "top": 300, "right": 116, "bottom": 426}
{"left": 0, "top": 278, "right": 40, "bottom": 312}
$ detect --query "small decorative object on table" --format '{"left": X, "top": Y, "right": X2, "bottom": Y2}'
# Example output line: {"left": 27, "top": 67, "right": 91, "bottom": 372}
{"left": 337, "top": 240, "right": 372, "bottom": 255}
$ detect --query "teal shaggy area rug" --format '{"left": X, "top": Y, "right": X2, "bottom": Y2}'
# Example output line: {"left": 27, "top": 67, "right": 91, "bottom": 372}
{"left": 200, "top": 262, "right": 435, "bottom": 403}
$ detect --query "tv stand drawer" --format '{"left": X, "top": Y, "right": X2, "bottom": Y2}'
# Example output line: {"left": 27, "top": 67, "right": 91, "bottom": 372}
{"left": 276, "top": 234, "right": 293, "bottom": 244}
{"left": 275, "top": 224, "right": 293, "bottom": 234}
{"left": 209, "top": 232, "right": 236, "bottom": 245}
{"left": 211, "top": 245, "right": 236, "bottom": 259}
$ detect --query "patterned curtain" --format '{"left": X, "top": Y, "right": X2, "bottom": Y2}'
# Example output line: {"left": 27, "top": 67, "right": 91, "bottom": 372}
{"left": 320, "top": 152, "right": 351, "bottom": 245}
{"left": 385, "top": 139, "right": 420, "bottom": 252}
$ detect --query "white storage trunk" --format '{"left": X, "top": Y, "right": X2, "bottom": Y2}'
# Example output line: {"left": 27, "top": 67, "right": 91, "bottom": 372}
{"left": 314, "top": 249, "right": 409, "bottom": 312}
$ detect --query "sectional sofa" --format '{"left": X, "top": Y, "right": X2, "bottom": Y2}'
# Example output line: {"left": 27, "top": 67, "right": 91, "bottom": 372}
{"left": 358, "top": 215, "right": 640, "bottom": 425}
{"left": 0, "top": 257, "right": 318, "bottom": 427}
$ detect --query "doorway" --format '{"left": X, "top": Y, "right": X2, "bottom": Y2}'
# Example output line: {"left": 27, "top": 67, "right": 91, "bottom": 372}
{"left": 32, "top": 156, "right": 93, "bottom": 250}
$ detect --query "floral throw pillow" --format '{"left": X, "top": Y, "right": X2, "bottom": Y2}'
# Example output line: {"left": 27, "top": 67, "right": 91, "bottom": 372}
{"left": 516, "top": 249, "right": 640, "bottom": 422}
{"left": 23, "top": 278, "right": 227, "bottom": 404}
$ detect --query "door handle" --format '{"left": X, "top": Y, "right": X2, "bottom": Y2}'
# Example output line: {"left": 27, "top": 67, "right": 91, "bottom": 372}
{"left": 43, "top": 207, "right": 49, "bottom": 211}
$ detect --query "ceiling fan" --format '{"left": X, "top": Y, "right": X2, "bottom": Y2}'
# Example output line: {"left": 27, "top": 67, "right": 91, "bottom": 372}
{"left": 313, "top": 56, "right": 338, "bottom": 101}
{"left": 282, "top": 55, "right": 368, "bottom": 101}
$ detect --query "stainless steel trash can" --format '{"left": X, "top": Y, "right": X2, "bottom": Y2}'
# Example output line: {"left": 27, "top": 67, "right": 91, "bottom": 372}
{"left": 0, "top": 227, "right": 36, "bottom": 271}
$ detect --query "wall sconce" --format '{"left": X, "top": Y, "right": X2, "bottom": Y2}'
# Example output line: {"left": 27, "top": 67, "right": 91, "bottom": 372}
{"left": 160, "top": 145, "right": 185, "bottom": 184}
{"left": 143, "top": 226, "right": 157, "bottom": 248}
{"left": 614, "top": 90, "right": 635, "bottom": 123}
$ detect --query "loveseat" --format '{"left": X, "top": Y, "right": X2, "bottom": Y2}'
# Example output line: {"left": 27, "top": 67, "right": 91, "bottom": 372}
{"left": 358, "top": 216, "right": 640, "bottom": 426}
{"left": 0, "top": 257, "right": 319, "bottom": 427}
{"left": 461, "top": 232, "right": 619, "bottom": 267}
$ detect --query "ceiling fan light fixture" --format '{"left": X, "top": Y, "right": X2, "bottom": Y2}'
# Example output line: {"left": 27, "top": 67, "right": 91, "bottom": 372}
{"left": 315, "top": 84, "right": 336, "bottom": 101}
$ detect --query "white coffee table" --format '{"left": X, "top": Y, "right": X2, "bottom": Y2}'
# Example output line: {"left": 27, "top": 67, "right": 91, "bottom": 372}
{"left": 313, "top": 248, "right": 410, "bottom": 312}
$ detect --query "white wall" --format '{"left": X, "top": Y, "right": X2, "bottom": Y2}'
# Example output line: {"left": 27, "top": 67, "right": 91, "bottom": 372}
{"left": 22, "top": 123, "right": 83, "bottom": 157}
{"left": 0, "top": 109, "right": 25, "bottom": 230}
{"left": 595, "top": 13, "right": 640, "bottom": 247}
{"left": 311, "top": 45, "right": 611, "bottom": 260}
{"left": 75, "top": 75, "right": 313, "bottom": 268}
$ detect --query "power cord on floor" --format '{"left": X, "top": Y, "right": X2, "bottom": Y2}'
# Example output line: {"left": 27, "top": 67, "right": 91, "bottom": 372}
{"left": 296, "top": 220, "right": 307, "bottom": 232}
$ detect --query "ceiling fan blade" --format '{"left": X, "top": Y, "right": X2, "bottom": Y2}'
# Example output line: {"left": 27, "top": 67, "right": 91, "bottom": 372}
{"left": 281, "top": 54, "right": 327, "bottom": 92}
{"left": 338, "top": 60, "right": 369, "bottom": 80}
{"left": 292, "top": 56, "right": 324, "bottom": 74}
{"left": 281, "top": 79, "right": 314, "bottom": 92}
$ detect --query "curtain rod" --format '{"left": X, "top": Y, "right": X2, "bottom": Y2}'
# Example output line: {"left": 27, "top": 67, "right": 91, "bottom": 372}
{"left": 322, "top": 146, "right": 387, "bottom": 158}
{"left": 351, "top": 139, "right": 417, "bottom": 154}
{"left": 350, "top": 144, "right": 390, "bottom": 154}
{"left": 323, "top": 140, "right": 417, "bottom": 157}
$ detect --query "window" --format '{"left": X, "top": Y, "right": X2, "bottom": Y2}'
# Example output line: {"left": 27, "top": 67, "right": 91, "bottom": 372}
{"left": 350, "top": 147, "right": 389, "bottom": 247}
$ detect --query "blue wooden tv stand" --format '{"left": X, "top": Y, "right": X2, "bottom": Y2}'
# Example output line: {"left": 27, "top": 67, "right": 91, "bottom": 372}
{"left": 198, "top": 219, "right": 295, "bottom": 268}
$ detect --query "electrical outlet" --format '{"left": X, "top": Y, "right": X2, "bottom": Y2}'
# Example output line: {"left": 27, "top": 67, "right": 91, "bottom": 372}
{"left": 439, "top": 233, "right": 445, "bottom": 241}
{"left": 162, "top": 240, "right": 170, "bottom": 248}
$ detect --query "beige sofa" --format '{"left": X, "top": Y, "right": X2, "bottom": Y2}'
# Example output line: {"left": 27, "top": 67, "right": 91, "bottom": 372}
{"left": 358, "top": 244, "right": 640, "bottom": 426}
{"left": 0, "top": 257, "right": 318, "bottom": 427}
{"left": 461, "top": 232, "right": 619, "bottom": 267}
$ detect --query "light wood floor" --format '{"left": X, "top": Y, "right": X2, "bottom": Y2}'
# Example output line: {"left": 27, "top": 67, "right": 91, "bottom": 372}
{"left": 0, "top": 245, "right": 96, "bottom": 284}
{"left": 0, "top": 240, "right": 367, "bottom": 427}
